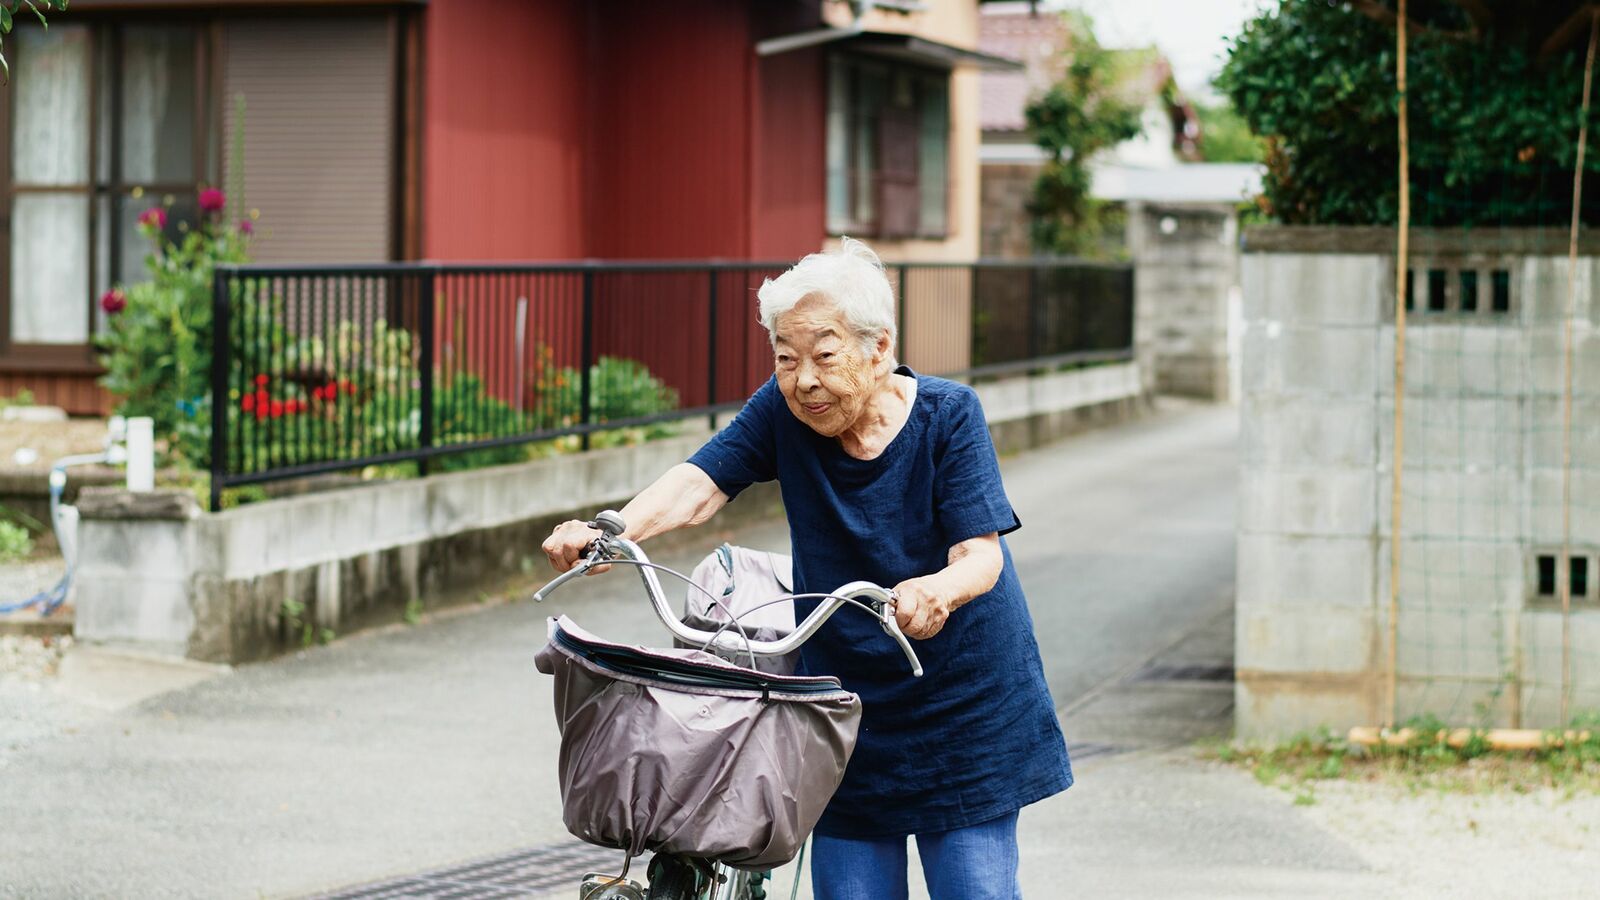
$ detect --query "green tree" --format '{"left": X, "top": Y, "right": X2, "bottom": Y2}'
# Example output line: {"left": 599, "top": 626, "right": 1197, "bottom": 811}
{"left": 1194, "top": 102, "right": 1264, "bottom": 163}
{"left": 1218, "top": 0, "right": 1600, "bottom": 226}
{"left": 0, "top": 1, "right": 69, "bottom": 80}
{"left": 1025, "top": 11, "right": 1144, "bottom": 257}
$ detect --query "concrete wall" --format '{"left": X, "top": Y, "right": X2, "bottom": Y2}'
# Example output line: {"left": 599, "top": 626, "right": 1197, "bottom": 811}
{"left": 74, "top": 363, "right": 1145, "bottom": 664}
{"left": 1129, "top": 201, "right": 1239, "bottom": 402}
{"left": 1238, "top": 227, "right": 1600, "bottom": 737}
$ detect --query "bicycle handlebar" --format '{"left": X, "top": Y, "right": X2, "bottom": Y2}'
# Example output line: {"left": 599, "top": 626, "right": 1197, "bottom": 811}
{"left": 533, "top": 511, "right": 923, "bottom": 677}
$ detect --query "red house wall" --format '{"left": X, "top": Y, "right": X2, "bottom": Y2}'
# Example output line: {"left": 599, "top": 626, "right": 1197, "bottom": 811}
{"left": 422, "top": 0, "right": 589, "bottom": 260}
{"left": 420, "top": 1, "right": 825, "bottom": 412}
{"left": 585, "top": 1, "right": 754, "bottom": 259}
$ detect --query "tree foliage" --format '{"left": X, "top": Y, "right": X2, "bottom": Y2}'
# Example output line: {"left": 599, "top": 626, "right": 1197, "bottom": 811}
{"left": 0, "top": 0, "right": 69, "bottom": 80}
{"left": 1194, "top": 102, "right": 1265, "bottom": 164}
{"left": 1218, "top": 0, "right": 1600, "bottom": 226}
{"left": 1025, "top": 12, "right": 1144, "bottom": 256}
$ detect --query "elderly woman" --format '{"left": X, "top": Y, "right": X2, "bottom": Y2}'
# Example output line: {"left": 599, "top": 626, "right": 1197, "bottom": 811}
{"left": 541, "top": 239, "right": 1071, "bottom": 898}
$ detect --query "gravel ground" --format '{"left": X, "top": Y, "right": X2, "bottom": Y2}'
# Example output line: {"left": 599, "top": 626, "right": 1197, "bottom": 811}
{"left": 1, "top": 555, "right": 68, "bottom": 600}
{"left": 0, "top": 417, "right": 109, "bottom": 472}
{"left": 0, "top": 634, "right": 95, "bottom": 773}
{"left": 1292, "top": 777, "right": 1600, "bottom": 898}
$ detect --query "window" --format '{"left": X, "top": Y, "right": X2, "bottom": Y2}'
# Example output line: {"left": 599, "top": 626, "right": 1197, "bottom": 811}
{"left": 2, "top": 23, "right": 204, "bottom": 357}
{"left": 826, "top": 54, "right": 950, "bottom": 239}
{"left": 1397, "top": 261, "right": 1515, "bottom": 320}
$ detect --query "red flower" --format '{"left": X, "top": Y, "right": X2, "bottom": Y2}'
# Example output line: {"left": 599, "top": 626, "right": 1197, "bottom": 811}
{"left": 254, "top": 374, "right": 270, "bottom": 387}
{"left": 285, "top": 400, "right": 305, "bottom": 415}
{"left": 254, "top": 390, "right": 270, "bottom": 409}
{"left": 100, "top": 289, "right": 126, "bottom": 315}
{"left": 255, "top": 406, "right": 269, "bottom": 422}
{"left": 343, "top": 381, "right": 357, "bottom": 396}
{"left": 241, "top": 394, "right": 256, "bottom": 412}
{"left": 269, "top": 400, "right": 285, "bottom": 419}
{"left": 137, "top": 207, "right": 167, "bottom": 231}
{"left": 198, "top": 188, "right": 226, "bottom": 214}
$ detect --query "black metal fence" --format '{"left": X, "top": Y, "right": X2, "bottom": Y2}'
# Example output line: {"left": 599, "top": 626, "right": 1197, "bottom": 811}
{"left": 208, "top": 259, "right": 1134, "bottom": 509}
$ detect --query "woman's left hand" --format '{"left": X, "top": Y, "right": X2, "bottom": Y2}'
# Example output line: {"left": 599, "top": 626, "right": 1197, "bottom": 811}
{"left": 891, "top": 576, "right": 953, "bottom": 640}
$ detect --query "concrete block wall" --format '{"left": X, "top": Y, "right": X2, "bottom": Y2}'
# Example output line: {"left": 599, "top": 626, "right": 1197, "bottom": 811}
{"left": 1129, "top": 202, "right": 1240, "bottom": 402}
{"left": 1238, "top": 227, "right": 1600, "bottom": 737}
{"left": 73, "top": 363, "right": 1146, "bottom": 664}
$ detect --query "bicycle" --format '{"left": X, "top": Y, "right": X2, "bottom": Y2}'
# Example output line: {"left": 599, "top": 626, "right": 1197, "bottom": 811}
{"left": 533, "top": 510, "right": 922, "bottom": 900}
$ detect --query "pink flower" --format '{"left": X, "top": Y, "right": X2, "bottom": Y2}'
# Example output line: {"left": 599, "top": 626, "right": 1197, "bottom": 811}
{"left": 238, "top": 219, "right": 254, "bottom": 235}
{"left": 137, "top": 207, "right": 167, "bottom": 231}
{"left": 198, "top": 188, "right": 226, "bottom": 214}
{"left": 99, "top": 289, "right": 127, "bottom": 315}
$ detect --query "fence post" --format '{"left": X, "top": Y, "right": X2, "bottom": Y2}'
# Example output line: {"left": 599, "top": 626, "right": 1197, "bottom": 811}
{"left": 580, "top": 269, "right": 595, "bottom": 451}
{"left": 1027, "top": 264, "right": 1042, "bottom": 364}
{"left": 209, "top": 268, "right": 230, "bottom": 513}
{"left": 707, "top": 267, "right": 719, "bottom": 430}
{"left": 417, "top": 268, "right": 436, "bottom": 476}
{"left": 897, "top": 264, "right": 909, "bottom": 363}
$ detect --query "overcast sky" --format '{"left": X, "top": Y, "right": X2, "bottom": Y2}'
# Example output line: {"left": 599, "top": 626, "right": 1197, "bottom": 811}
{"left": 1069, "top": 0, "right": 1272, "bottom": 102}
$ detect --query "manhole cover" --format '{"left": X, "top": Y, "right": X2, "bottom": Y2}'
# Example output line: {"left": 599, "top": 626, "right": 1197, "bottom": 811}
{"left": 1127, "top": 663, "right": 1235, "bottom": 684}
{"left": 308, "top": 839, "right": 627, "bottom": 899}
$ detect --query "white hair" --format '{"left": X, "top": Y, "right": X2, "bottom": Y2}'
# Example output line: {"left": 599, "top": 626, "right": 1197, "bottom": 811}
{"left": 757, "top": 237, "right": 897, "bottom": 354}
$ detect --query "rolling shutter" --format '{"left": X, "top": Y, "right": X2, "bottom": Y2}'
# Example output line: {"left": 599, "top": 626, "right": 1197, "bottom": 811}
{"left": 221, "top": 16, "right": 395, "bottom": 263}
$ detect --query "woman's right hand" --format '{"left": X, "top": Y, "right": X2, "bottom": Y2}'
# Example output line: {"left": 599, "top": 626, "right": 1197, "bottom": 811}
{"left": 541, "top": 520, "right": 607, "bottom": 574}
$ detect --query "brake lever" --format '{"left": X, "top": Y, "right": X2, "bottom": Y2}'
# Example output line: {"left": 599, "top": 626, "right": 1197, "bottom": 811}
{"left": 532, "top": 545, "right": 605, "bottom": 603}
{"left": 878, "top": 592, "right": 924, "bottom": 678}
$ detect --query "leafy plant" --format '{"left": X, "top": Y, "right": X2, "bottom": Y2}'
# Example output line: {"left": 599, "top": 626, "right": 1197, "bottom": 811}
{"left": 1194, "top": 102, "right": 1265, "bottom": 164}
{"left": 0, "top": 388, "right": 35, "bottom": 410}
{"left": 1218, "top": 0, "right": 1600, "bottom": 226}
{"left": 97, "top": 190, "right": 255, "bottom": 472}
{"left": 0, "top": 520, "right": 33, "bottom": 562}
{"left": 1024, "top": 11, "right": 1144, "bottom": 256}
{"left": 0, "top": 0, "right": 68, "bottom": 81}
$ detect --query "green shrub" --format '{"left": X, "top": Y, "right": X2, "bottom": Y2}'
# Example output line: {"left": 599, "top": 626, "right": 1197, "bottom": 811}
{"left": 97, "top": 193, "right": 254, "bottom": 470}
{"left": 1218, "top": 0, "right": 1600, "bottom": 226}
{"left": 0, "top": 520, "right": 33, "bottom": 563}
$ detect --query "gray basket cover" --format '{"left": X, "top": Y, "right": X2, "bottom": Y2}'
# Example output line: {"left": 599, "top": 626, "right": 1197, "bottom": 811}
{"left": 534, "top": 616, "right": 861, "bottom": 871}
{"left": 677, "top": 544, "right": 801, "bottom": 675}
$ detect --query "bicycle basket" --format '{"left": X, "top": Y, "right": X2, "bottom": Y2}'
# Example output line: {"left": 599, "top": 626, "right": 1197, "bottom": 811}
{"left": 534, "top": 616, "right": 860, "bottom": 871}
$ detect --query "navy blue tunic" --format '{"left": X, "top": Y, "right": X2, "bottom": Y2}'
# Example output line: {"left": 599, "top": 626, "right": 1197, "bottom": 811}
{"left": 687, "top": 368, "right": 1072, "bottom": 839}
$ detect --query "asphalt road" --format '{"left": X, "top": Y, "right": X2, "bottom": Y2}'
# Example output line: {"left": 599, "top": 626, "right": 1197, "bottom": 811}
{"left": 1, "top": 400, "right": 1383, "bottom": 898}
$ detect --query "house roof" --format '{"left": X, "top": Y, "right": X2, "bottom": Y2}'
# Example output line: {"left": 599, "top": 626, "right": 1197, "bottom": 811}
{"left": 978, "top": 6, "right": 1071, "bottom": 132}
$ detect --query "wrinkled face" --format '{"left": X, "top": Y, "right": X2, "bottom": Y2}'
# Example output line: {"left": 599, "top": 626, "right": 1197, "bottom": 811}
{"left": 772, "top": 295, "right": 888, "bottom": 438}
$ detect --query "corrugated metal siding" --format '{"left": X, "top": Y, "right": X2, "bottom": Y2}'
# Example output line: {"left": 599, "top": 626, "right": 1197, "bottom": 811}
{"left": 222, "top": 17, "right": 395, "bottom": 264}
{"left": 421, "top": 0, "right": 588, "bottom": 260}
{"left": 588, "top": 1, "right": 751, "bottom": 258}
{"left": 751, "top": 47, "right": 826, "bottom": 258}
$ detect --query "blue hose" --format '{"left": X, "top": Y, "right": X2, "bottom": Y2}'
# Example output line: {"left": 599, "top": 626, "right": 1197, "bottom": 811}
{"left": 0, "top": 470, "right": 73, "bottom": 617}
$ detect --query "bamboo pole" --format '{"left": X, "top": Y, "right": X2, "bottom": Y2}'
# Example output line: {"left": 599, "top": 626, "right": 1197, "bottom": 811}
{"left": 1348, "top": 726, "right": 1594, "bottom": 752}
{"left": 1386, "top": 0, "right": 1410, "bottom": 729}
{"left": 1560, "top": 9, "right": 1598, "bottom": 728}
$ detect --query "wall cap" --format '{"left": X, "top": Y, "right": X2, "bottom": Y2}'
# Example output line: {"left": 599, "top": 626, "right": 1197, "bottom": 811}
{"left": 76, "top": 487, "right": 201, "bottom": 522}
{"left": 1242, "top": 225, "right": 1600, "bottom": 256}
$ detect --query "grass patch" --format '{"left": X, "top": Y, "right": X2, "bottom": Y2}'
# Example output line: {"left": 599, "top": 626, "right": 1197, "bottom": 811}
{"left": 1205, "top": 715, "right": 1600, "bottom": 800}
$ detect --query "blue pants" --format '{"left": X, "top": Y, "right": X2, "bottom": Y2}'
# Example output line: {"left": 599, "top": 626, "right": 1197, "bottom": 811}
{"left": 810, "top": 812, "right": 1022, "bottom": 900}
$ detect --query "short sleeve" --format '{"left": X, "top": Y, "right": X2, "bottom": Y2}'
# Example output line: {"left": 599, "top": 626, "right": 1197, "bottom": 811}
{"left": 933, "top": 386, "right": 1021, "bottom": 543}
{"left": 687, "top": 378, "right": 781, "bottom": 499}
